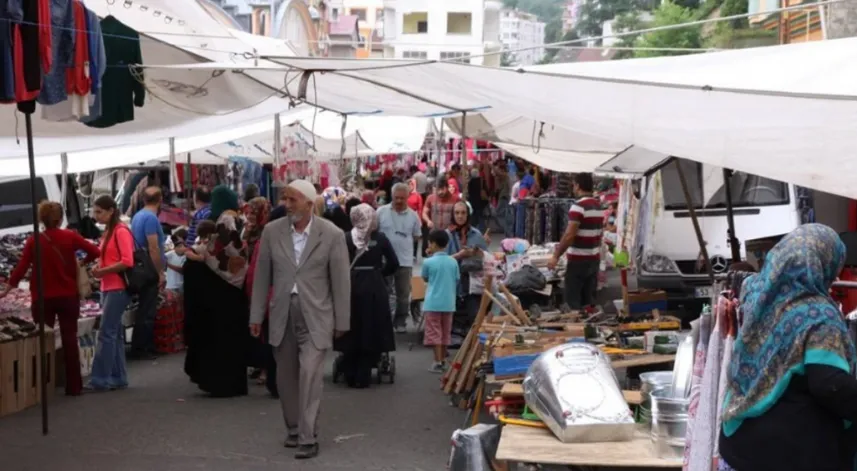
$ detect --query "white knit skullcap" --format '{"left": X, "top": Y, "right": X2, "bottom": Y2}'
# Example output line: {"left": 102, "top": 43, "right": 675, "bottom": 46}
{"left": 287, "top": 179, "right": 317, "bottom": 202}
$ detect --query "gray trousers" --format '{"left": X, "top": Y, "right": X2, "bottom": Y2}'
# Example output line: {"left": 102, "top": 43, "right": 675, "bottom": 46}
{"left": 563, "top": 259, "right": 601, "bottom": 310}
{"left": 387, "top": 267, "right": 412, "bottom": 328}
{"left": 275, "top": 294, "right": 327, "bottom": 445}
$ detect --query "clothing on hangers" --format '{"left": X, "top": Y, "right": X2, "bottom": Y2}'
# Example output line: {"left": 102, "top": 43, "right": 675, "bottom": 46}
{"left": 86, "top": 15, "right": 145, "bottom": 128}
{"left": 42, "top": 0, "right": 91, "bottom": 121}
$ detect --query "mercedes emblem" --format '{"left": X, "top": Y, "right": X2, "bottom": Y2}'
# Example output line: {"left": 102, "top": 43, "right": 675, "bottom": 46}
{"left": 710, "top": 255, "right": 728, "bottom": 273}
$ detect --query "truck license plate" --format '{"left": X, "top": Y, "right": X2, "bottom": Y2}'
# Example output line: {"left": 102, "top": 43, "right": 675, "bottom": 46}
{"left": 694, "top": 286, "right": 712, "bottom": 299}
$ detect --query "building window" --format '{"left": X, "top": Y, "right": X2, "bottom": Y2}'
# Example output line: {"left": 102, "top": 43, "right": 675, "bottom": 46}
{"left": 350, "top": 8, "right": 367, "bottom": 21}
{"left": 403, "top": 50, "right": 428, "bottom": 60}
{"left": 440, "top": 51, "right": 470, "bottom": 64}
{"left": 447, "top": 12, "right": 472, "bottom": 34}
{"left": 375, "top": 8, "right": 383, "bottom": 22}
{"left": 403, "top": 12, "right": 429, "bottom": 34}
{"left": 331, "top": 8, "right": 339, "bottom": 21}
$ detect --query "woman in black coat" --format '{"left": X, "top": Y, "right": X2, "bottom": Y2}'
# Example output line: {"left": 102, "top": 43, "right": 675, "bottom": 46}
{"left": 333, "top": 203, "right": 399, "bottom": 388}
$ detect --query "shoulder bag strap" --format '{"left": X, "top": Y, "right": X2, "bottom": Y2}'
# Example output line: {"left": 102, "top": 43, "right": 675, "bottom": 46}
{"left": 41, "top": 232, "right": 72, "bottom": 268}
{"left": 350, "top": 248, "right": 367, "bottom": 270}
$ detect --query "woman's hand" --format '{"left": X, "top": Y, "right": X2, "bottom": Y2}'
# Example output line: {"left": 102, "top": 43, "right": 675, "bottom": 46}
{"left": 90, "top": 267, "right": 105, "bottom": 279}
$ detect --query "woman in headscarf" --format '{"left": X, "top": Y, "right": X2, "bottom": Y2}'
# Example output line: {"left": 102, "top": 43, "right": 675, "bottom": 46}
{"left": 183, "top": 185, "right": 251, "bottom": 397}
{"left": 334, "top": 204, "right": 399, "bottom": 388}
{"left": 243, "top": 196, "right": 277, "bottom": 394}
{"left": 719, "top": 224, "right": 857, "bottom": 471}
{"left": 446, "top": 201, "right": 489, "bottom": 328}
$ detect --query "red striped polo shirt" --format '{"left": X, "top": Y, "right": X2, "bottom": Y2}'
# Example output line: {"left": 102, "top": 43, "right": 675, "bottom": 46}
{"left": 566, "top": 196, "right": 604, "bottom": 261}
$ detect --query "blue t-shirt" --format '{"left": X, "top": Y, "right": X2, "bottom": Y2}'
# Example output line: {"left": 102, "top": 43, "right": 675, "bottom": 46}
{"left": 131, "top": 208, "right": 165, "bottom": 264}
{"left": 421, "top": 252, "right": 460, "bottom": 313}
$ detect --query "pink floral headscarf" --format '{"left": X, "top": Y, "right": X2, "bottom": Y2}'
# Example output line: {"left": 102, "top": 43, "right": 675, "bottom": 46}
{"left": 349, "top": 203, "right": 376, "bottom": 251}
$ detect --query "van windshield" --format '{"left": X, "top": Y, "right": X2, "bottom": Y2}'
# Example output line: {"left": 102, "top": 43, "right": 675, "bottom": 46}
{"left": 661, "top": 161, "right": 789, "bottom": 210}
{"left": 0, "top": 179, "right": 48, "bottom": 230}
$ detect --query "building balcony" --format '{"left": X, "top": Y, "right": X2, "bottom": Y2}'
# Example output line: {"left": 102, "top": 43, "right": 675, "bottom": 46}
{"left": 485, "top": 0, "right": 503, "bottom": 11}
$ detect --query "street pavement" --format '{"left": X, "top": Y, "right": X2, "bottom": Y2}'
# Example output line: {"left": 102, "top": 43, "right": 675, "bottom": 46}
{"left": 0, "top": 335, "right": 463, "bottom": 471}
{"left": 0, "top": 259, "right": 625, "bottom": 471}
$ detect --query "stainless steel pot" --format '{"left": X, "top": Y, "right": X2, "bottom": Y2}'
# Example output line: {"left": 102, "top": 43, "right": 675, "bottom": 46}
{"left": 638, "top": 371, "right": 673, "bottom": 424}
{"left": 650, "top": 386, "right": 690, "bottom": 460}
{"left": 523, "top": 343, "right": 637, "bottom": 443}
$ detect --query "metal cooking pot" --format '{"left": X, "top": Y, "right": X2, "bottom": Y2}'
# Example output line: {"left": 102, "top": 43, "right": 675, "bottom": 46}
{"left": 650, "top": 386, "right": 690, "bottom": 460}
{"left": 638, "top": 371, "right": 673, "bottom": 424}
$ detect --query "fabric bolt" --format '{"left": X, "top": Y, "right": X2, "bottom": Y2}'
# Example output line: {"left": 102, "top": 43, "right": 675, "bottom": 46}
{"left": 423, "top": 311, "right": 453, "bottom": 346}
{"left": 684, "top": 313, "right": 712, "bottom": 470}
{"left": 86, "top": 15, "right": 145, "bottom": 128}
{"left": 37, "top": 0, "right": 76, "bottom": 106}
{"left": 686, "top": 306, "right": 724, "bottom": 471}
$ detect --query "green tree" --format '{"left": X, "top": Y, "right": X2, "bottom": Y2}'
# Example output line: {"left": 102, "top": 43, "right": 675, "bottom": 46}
{"left": 501, "top": 51, "right": 516, "bottom": 66}
{"left": 611, "top": 11, "right": 645, "bottom": 59}
{"left": 544, "top": 29, "right": 580, "bottom": 62}
{"left": 634, "top": 1, "right": 702, "bottom": 57}
{"left": 575, "top": 0, "right": 643, "bottom": 42}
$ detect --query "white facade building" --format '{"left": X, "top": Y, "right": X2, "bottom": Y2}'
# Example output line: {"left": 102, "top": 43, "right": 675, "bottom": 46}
{"left": 500, "top": 9, "right": 545, "bottom": 66}
{"left": 382, "top": 0, "right": 503, "bottom": 66}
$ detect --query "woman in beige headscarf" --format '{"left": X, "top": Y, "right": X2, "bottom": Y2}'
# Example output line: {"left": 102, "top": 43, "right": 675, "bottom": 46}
{"left": 333, "top": 204, "right": 399, "bottom": 388}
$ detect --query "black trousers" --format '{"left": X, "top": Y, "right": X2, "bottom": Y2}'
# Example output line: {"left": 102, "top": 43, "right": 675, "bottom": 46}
{"left": 563, "top": 259, "right": 601, "bottom": 310}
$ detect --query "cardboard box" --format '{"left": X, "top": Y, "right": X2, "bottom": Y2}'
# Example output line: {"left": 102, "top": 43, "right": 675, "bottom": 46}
{"left": 622, "top": 289, "right": 668, "bottom": 316}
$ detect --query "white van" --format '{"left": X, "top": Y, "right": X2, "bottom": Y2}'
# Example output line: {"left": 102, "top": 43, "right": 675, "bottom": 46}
{"left": 0, "top": 175, "right": 84, "bottom": 236}
{"left": 635, "top": 159, "right": 801, "bottom": 303}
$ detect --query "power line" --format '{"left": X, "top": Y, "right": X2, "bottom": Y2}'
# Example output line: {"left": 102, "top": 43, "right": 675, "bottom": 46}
{"left": 464, "top": 0, "right": 843, "bottom": 61}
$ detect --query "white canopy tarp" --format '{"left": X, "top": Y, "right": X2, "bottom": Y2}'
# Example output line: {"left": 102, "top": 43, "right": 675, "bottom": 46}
{"left": 0, "top": 0, "right": 298, "bottom": 159}
{"left": 145, "top": 37, "right": 857, "bottom": 197}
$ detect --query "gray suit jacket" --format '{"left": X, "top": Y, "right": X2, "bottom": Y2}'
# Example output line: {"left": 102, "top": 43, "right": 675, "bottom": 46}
{"left": 249, "top": 216, "right": 351, "bottom": 349}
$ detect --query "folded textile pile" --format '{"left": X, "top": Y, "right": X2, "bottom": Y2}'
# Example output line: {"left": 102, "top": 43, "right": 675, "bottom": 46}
{"left": 0, "top": 316, "right": 37, "bottom": 341}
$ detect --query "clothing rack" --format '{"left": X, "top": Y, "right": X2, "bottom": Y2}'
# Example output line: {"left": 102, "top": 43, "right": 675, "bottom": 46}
{"left": 515, "top": 197, "right": 577, "bottom": 245}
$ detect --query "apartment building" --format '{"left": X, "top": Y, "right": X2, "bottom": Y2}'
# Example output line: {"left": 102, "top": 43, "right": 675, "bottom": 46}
{"left": 500, "top": 9, "right": 545, "bottom": 66}
{"left": 330, "top": 0, "right": 385, "bottom": 57}
{"left": 381, "top": 0, "right": 503, "bottom": 66}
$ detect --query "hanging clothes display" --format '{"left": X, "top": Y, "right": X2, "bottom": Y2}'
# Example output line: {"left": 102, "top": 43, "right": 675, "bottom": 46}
{"left": 86, "top": 16, "right": 144, "bottom": 128}
{"left": 36, "top": 0, "right": 75, "bottom": 107}
{"left": 9, "top": 0, "right": 51, "bottom": 104}
{"left": 42, "top": 0, "right": 92, "bottom": 121}
{"left": 227, "top": 156, "right": 264, "bottom": 196}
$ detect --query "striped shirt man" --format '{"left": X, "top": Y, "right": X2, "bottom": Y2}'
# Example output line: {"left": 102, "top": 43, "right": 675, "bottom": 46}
{"left": 566, "top": 196, "right": 604, "bottom": 261}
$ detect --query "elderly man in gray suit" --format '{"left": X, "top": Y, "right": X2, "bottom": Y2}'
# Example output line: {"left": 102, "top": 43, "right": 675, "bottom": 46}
{"left": 250, "top": 179, "right": 351, "bottom": 460}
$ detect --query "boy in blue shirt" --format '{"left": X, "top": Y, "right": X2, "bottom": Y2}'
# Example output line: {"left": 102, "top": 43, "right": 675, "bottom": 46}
{"left": 421, "top": 230, "right": 460, "bottom": 373}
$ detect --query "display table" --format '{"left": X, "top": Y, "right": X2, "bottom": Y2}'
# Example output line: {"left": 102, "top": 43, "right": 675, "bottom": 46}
{"left": 496, "top": 424, "right": 681, "bottom": 468}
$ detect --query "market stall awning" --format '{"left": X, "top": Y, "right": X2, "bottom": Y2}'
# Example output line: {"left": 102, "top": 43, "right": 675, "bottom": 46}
{"left": 594, "top": 147, "right": 671, "bottom": 178}
{"left": 147, "top": 36, "right": 857, "bottom": 197}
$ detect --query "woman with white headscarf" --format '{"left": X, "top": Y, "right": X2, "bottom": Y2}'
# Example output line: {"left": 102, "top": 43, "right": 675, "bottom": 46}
{"left": 333, "top": 204, "right": 400, "bottom": 388}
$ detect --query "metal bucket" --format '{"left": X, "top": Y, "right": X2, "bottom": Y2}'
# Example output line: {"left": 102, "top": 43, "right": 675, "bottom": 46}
{"left": 650, "top": 386, "right": 689, "bottom": 460}
{"left": 638, "top": 371, "right": 673, "bottom": 424}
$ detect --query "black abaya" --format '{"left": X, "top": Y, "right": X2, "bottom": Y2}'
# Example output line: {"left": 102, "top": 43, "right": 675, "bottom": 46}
{"left": 183, "top": 260, "right": 250, "bottom": 397}
{"left": 334, "top": 231, "right": 398, "bottom": 387}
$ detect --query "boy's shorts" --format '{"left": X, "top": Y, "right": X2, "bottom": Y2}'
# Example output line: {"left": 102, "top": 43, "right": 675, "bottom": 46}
{"left": 423, "top": 311, "right": 453, "bottom": 346}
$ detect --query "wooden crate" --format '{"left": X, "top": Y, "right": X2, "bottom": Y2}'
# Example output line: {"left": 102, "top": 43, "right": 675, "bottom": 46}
{"left": 0, "top": 332, "right": 56, "bottom": 418}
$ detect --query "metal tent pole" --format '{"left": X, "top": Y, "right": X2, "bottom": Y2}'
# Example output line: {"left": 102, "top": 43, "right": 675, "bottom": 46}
{"left": 674, "top": 158, "right": 716, "bottom": 286}
{"left": 722, "top": 168, "right": 741, "bottom": 262}
{"left": 24, "top": 112, "right": 49, "bottom": 435}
